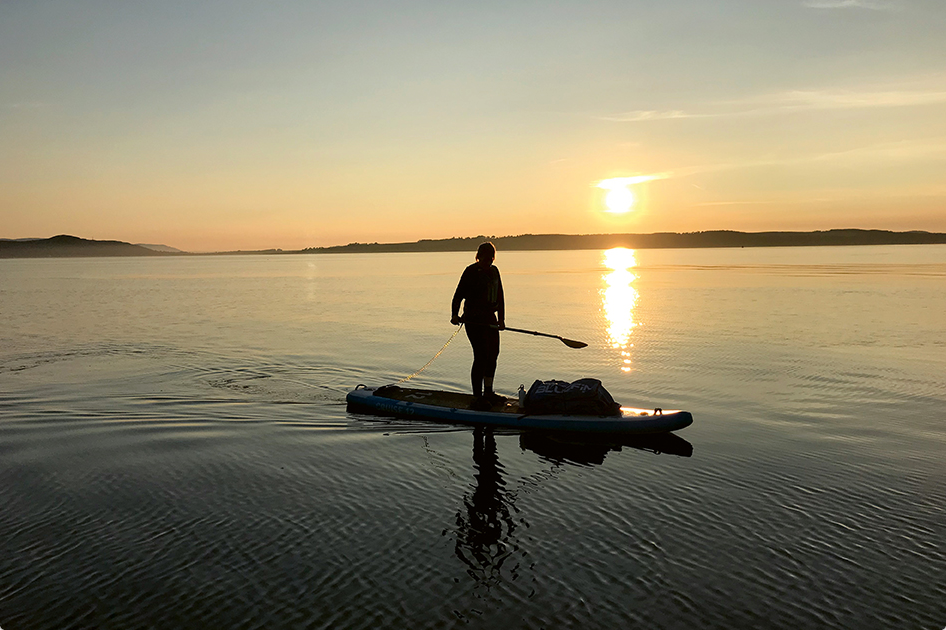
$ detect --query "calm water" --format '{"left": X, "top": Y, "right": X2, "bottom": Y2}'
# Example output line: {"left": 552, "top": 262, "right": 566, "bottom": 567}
{"left": 1, "top": 246, "right": 944, "bottom": 629}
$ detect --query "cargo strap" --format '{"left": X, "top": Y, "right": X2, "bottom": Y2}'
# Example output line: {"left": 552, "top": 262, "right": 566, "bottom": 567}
{"left": 395, "top": 324, "right": 464, "bottom": 384}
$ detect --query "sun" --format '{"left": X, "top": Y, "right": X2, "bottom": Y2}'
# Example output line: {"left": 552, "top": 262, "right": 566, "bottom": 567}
{"left": 604, "top": 186, "right": 635, "bottom": 213}
{"left": 597, "top": 177, "right": 639, "bottom": 213}
{"left": 596, "top": 174, "right": 663, "bottom": 214}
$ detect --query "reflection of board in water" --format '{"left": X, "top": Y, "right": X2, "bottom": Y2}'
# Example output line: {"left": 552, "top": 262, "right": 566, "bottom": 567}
{"left": 519, "top": 431, "right": 693, "bottom": 467}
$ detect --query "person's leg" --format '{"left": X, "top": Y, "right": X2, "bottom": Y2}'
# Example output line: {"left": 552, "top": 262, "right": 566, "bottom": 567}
{"left": 471, "top": 364, "right": 483, "bottom": 397}
{"left": 482, "top": 328, "right": 500, "bottom": 396}
{"left": 466, "top": 325, "right": 486, "bottom": 397}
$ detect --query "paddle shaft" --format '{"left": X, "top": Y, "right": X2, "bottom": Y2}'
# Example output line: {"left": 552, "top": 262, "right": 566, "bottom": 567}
{"left": 492, "top": 326, "right": 587, "bottom": 348}
{"left": 458, "top": 318, "right": 586, "bottom": 348}
{"left": 503, "top": 326, "right": 560, "bottom": 340}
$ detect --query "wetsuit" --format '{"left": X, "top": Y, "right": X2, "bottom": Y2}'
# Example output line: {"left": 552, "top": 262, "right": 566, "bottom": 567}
{"left": 452, "top": 263, "right": 505, "bottom": 397}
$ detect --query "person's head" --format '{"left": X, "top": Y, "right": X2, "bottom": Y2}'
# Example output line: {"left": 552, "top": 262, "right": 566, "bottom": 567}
{"left": 475, "top": 242, "right": 496, "bottom": 268}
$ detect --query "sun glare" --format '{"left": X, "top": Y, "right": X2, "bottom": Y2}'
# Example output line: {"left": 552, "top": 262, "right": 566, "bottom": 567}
{"left": 601, "top": 248, "right": 639, "bottom": 372}
{"left": 596, "top": 174, "right": 664, "bottom": 214}
{"left": 597, "top": 179, "right": 635, "bottom": 213}
{"left": 604, "top": 186, "right": 635, "bottom": 213}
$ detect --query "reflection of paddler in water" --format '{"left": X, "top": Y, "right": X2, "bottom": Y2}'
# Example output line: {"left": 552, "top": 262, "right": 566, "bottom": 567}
{"left": 450, "top": 427, "right": 693, "bottom": 590}
{"left": 453, "top": 427, "right": 520, "bottom": 588}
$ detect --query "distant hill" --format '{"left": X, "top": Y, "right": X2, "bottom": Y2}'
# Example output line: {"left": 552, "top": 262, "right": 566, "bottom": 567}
{"left": 135, "top": 243, "right": 185, "bottom": 253}
{"left": 3, "top": 230, "right": 944, "bottom": 258}
{"left": 0, "top": 235, "right": 174, "bottom": 258}
{"left": 304, "top": 229, "right": 946, "bottom": 254}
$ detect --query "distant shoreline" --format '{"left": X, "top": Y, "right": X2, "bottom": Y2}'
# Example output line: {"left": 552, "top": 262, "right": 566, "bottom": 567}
{"left": 2, "top": 230, "right": 945, "bottom": 258}
{"left": 304, "top": 229, "right": 946, "bottom": 255}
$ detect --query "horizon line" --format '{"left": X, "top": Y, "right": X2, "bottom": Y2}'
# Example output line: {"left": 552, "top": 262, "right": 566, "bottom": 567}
{"left": 3, "top": 228, "right": 945, "bottom": 257}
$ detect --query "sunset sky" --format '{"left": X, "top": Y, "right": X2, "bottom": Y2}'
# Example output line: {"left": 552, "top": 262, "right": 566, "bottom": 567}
{"left": 2, "top": 0, "right": 944, "bottom": 251}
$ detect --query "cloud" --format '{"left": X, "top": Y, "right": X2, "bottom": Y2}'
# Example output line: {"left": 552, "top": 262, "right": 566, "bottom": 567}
{"left": 695, "top": 201, "right": 772, "bottom": 206}
{"left": 734, "top": 88, "right": 946, "bottom": 111}
{"left": 602, "top": 82, "right": 946, "bottom": 122}
{"left": 802, "top": 0, "right": 897, "bottom": 9}
{"left": 621, "top": 137, "right": 946, "bottom": 190}
{"left": 594, "top": 174, "right": 670, "bottom": 188}
{"left": 599, "top": 110, "right": 704, "bottom": 122}
{"left": 807, "top": 138, "right": 946, "bottom": 162}
{"left": 667, "top": 137, "right": 946, "bottom": 181}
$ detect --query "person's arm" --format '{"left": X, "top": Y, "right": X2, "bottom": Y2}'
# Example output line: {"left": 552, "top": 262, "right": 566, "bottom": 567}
{"left": 451, "top": 268, "right": 469, "bottom": 324}
{"left": 496, "top": 268, "right": 505, "bottom": 329}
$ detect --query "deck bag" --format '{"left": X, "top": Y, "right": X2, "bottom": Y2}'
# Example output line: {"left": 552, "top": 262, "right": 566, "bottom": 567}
{"left": 524, "top": 379, "right": 622, "bottom": 416}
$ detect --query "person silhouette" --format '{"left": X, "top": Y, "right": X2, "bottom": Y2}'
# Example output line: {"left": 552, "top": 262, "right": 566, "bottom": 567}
{"left": 451, "top": 242, "right": 505, "bottom": 410}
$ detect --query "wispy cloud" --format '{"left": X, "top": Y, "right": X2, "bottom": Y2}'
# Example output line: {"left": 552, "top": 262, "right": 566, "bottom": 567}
{"left": 734, "top": 88, "right": 946, "bottom": 111}
{"left": 802, "top": 0, "right": 897, "bottom": 10}
{"left": 694, "top": 201, "right": 773, "bottom": 206}
{"left": 602, "top": 82, "right": 946, "bottom": 122}
{"left": 806, "top": 138, "right": 946, "bottom": 162}
{"left": 680, "top": 137, "right": 946, "bottom": 179}
{"left": 600, "top": 110, "right": 701, "bottom": 122}
{"left": 594, "top": 173, "right": 670, "bottom": 188}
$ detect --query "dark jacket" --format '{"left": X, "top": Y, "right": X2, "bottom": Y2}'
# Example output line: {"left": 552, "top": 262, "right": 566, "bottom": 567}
{"left": 452, "top": 263, "right": 504, "bottom": 326}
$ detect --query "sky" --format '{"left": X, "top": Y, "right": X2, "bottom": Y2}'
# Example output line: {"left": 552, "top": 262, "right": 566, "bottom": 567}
{"left": 2, "top": 0, "right": 944, "bottom": 252}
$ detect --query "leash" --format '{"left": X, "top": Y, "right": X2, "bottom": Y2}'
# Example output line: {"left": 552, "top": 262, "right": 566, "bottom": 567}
{"left": 396, "top": 324, "right": 464, "bottom": 384}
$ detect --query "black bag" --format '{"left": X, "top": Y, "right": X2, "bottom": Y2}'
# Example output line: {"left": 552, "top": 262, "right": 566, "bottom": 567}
{"left": 524, "top": 378, "right": 622, "bottom": 416}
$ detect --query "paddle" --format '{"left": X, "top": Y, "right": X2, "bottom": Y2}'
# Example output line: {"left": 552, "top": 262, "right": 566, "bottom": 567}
{"left": 498, "top": 326, "right": 588, "bottom": 349}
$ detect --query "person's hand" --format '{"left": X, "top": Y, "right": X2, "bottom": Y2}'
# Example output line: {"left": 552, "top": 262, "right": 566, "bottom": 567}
{"left": 497, "top": 320, "right": 505, "bottom": 330}
{"left": 451, "top": 316, "right": 461, "bottom": 326}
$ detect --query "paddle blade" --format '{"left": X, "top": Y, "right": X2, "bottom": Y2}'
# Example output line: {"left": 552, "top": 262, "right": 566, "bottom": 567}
{"left": 561, "top": 337, "right": 587, "bottom": 349}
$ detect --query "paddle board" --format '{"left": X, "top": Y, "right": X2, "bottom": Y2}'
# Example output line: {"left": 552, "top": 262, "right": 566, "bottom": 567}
{"left": 346, "top": 385, "right": 693, "bottom": 435}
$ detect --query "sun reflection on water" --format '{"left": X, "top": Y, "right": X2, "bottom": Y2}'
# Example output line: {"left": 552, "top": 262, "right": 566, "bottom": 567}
{"left": 601, "top": 248, "right": 639, "bottom": 372}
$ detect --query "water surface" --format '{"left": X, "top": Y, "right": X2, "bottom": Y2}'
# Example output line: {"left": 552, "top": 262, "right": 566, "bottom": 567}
{"left": 1, "top": 246, "right": 944, "bottom": 629}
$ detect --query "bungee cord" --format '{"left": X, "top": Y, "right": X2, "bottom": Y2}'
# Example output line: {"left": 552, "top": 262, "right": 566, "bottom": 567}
{"left": 395, "top": 324, "right": 464, "bottom": 384}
